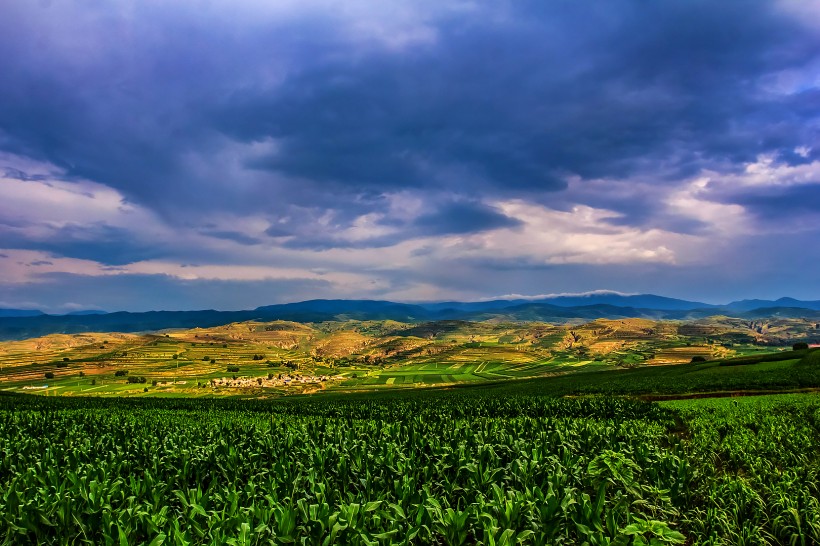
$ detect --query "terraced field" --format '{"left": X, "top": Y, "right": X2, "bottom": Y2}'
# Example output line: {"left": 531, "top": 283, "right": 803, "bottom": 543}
{"left": 0, "top": 318, "right": 811, "bottom": 396}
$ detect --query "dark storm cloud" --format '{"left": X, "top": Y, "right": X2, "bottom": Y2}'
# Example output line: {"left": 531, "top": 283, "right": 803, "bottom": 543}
{"left": 199, "top": 230, "right": 262, "bottom": 246}
{"left": 0, "top": 0, "right": 816, "bottom": 231}
{"left": 3, "top": 166, "right": 51, "bottom": 182}
{"left": 604, "top": 211, "right": 711, "bottom": 236}
{"left": 0, "top": 0, "right": 819, "bottom": 307}
{"left": 720, "top": 183, "right": 820, "bottom": 221}
{"left": 266, "top": 199, "right": 519, "bottom": 250}
{"left": 0, "top": 223, "right": 166, "bottom": 265}
{"left": 219, "top": 0, "right": 819, "bottom": 205}
{"left": 411, "top": 201, "right": 522, "bottom": 236}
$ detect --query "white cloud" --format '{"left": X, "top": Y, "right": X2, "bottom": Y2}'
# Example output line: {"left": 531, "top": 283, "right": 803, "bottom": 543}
{"left": 486, "top": 289, "right": 636, "bottom": 301}
{"left": 0, "top": 248, "right": 388, "bottom": 296}
{"left": 466, "top": 201, "right": 683, "bottom": 265}
{"left": 732, "top": 154, "right": 820, "bottom": 187}
{"left": 0, "top": 249, "right": 121, "bottom": 283}
{"left": 0, "top": 153, "right": 167, "bottom": 242}
{"left": 665, "top": 177, "right": 749, "bottom": 236}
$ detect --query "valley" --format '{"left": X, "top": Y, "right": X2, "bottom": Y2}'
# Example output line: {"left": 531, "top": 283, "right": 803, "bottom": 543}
{"left": 0, "top": 316, "right": 815, "bottom": 397}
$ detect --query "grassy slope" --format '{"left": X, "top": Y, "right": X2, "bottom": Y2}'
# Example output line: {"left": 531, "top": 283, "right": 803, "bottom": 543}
{"left": 0, "top": 316, "right": 816, "bottom": 398}
{"left": 473, "top": 348, "right": 820, "bottom": 398}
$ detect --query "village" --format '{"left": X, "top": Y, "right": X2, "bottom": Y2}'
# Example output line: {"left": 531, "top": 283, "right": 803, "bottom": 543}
{"left": 208, "top": 373, "right": 332, "bottom": 389}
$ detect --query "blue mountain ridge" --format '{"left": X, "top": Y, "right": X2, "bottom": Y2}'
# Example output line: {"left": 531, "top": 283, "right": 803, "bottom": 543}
{"left": 1, "top": 294, "right": 818, "bottom": 341}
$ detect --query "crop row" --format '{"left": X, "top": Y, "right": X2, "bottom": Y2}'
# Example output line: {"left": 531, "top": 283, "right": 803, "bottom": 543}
{"left": 0, "top": 392, "right": 819, "bottom": 544}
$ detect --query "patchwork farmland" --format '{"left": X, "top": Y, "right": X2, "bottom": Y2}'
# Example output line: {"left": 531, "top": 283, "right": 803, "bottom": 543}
{"left": 0, "top": 317, "right": 812, "bottom": 396}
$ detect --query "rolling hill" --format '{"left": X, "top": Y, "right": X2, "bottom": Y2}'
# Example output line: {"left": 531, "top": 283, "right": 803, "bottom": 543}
{"left": 1, "top": 295, "right": 819, "bottom": 341}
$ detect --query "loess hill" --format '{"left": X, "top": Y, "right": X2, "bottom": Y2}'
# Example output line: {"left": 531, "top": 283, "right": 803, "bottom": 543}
{"left": 0, "top": 316, "right": 817, "bottom": 396}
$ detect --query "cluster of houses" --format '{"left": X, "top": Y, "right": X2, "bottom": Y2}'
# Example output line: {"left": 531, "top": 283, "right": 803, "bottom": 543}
{"left": 209, "top": 374, "right": 330, "bottom": 388}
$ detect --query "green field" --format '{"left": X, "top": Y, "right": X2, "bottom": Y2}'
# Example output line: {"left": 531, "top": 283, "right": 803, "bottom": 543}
{"left": 1, "top": 384, "right": 819, "bottom": 544}
{"left": 1, "top": 322, "right": 819, "bottom": 543}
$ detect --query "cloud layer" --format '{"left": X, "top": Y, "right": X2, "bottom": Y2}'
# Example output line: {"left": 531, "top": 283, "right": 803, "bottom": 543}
{"left": 0, "top": 0, "right": 818, "bottom": 311}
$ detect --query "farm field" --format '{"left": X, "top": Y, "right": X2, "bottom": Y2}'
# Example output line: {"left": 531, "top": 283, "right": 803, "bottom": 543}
{"left": 1, "top": 383, "right": 819, "bottom": 544}
{"left": 488, "top": 347, "right": 820, "bottom": 399}
{"left": 0, "top": 318, "right": 812, "bottom": 397}
{"left": 0, "top": 331, "right": 817, "bottom": 543}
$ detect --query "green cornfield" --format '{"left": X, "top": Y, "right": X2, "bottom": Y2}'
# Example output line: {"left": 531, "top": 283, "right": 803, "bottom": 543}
{"left": 0, "top": 392, "right": 818, "bottom": 545}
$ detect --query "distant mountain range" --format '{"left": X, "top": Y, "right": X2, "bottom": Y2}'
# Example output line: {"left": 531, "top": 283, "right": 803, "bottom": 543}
{"left": 1, "top": 294, "right": 819, "bottom": 341}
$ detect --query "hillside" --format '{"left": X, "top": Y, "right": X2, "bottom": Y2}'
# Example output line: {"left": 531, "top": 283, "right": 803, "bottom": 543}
{"left": 2, "top": 295, "right": 820, "bottom": 340}
{"left": 0, "top": 317, "right": 817, "bottom": 396}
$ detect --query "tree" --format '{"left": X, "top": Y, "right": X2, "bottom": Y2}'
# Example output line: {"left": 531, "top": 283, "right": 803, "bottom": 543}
{"left": 691, "top": 356, "right": 707, "bottom": 363}
{"left": 44, "top": 372, "right": 54, "bottom": 379}
{"left": 793, "top": 342, "right": 809, "bottom": 351}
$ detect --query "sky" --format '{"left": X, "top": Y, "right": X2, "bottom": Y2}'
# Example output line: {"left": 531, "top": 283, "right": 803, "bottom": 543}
{"left": 0, "top": 0, "right": 819, "bottom": 312}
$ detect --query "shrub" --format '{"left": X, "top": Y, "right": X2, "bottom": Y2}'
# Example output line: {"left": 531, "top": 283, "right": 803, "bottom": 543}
{"left": 91, "top": 379, "right": 96, "bottom": 385}
{"left": 267, "top": 373, "right": 274, "bottom": 380}
{"left": 203, "top": 356, "right": 210, "bottom": 361}
{"left": 114, "top": 370, "right": 129, "bottom": 377}
{"left": 151, "top": 380, "right": 158, "bottom": 386}
{"left": 691, "top": 356, "right": 707, "bottom": 363}
{"left": 172, "top": 354, "right": 178, "bottom": 360}
{"left": 126, "top": 376, "right": 146, "bottom": 384}
{"left": 44, "top": 372, "right": 54, "bottom": 379}
{"left": 227, "top": 366, "right": 240, "bottom": 373}
{"left": 143, "top": 387, "right": 148, "bottom": 393}
{"left": 793, "top": 342, "right": 809, "bottom": 351}
{"left": 62, "top": 357, "right": 70, "bottom": 362}
{"left": 257, "top": 378, "right": 263, "bottom": 385}
{"left": 56, "top": 361, "right": 69, "bottom": 368}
